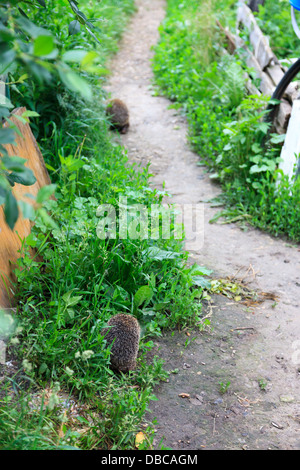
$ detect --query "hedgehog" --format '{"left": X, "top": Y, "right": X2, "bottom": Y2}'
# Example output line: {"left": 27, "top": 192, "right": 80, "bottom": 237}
{"left": 102, "top": 314, "right": 140, "bottom": 372}
{"left": 106, "top": 98, "right": 130, "bottom": 134}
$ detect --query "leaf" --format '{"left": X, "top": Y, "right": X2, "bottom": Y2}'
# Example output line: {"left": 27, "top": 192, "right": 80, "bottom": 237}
{"left": 66, "top": 308, "right": 75, "bottom": 321}
{"left": 16, "top": 16, "right": 50, "bottom": 39}
{"left": 36, "top": 184, "right": 56, "bottom": 203}
{"left": 189, "top": 263, "right": 213, "bottom": 276}
{"left": 80, "top": 50, "right": 99, "bottom": 67}
{"left": 33, "top": 35, "right": 55, "bottom": 56}
{"left": 250, "top": 164, "right": 271, "bottom": 174}
{"left": 38, "top": 363, "right": 49, "bottom": 375}
{"left": 63, "top": 158, "right": 85, "bottom": 172}
{"left": 257, "top": 122, "right": 269, "bottom": 134}
{"left": 134, "top": 285, "right": 153, "bottom": 309}
{"left": 21, "top": 110, "right": 40, "bottom": 118}
{"left": 0, "top": 95, "right": 13, "bottom": 109}
{"left": 69, "top": 0, "right": 79, "bottom": 12}
{"left": 0, "top": 107, "right": 10, "bottom": 119}
{"left": 270, "top": 133, "right": 286, "bottom": 144}
{"left": 135, "top": 432, "right": 146, "bottom": 449}
{"left": 62, "top": 49, "right": 87, "bottom": 63}
{"left": 58, "top": 66, "right": 92, "bottom": 101}
{"left": 18, "top": 200, "right": 35, "bottom": 220}
{"left": 251, "top": 142, "right": 261, "bottom": 154}
{"left": 9, "top": 168, "right": 37, "bottom": 186}
{"left": 37, "top": 207, "right": 58, "bottom": 229}
{"left": 68, "top": 20, "right": 81, "bottom": 36}
{"left": 0, "top": 185, "right": 7, "bottom": 205}
{"left": 76, "top": 10, "right": 88, "bottom": 25}
{"left": 4, "top": 190, "right": 19, "bottom": 230}
{"left": 178, "top": 393, "right": 190, "bottom": 398}
{"left": 142, "top": 246, "right": 181, "bottom": 261}
{"left": 66, "top": 296, "right": 82, "bottom": 307}
{"left": 154, "top": 301, "right": 169, "bottom": 311}
{"left": 84, "top": 25, "right": 101, "bottom": 44}
{"left": 45, "top": 163, "right": 56, "bottom": 171}
{"left": 0, "top": 46, "right": 16, "bottom": 74}
{"left": 0, "top": 128, "right": 15, "bottom": 144}
{"left": 25, "top": 232, "right": 37, "bottom": 247}
{"left": 192, "top": 277, "right": 211, "bottom": 289}
{"left": 2, "top": 155, "right": 27, "bottom": 171}
{"left": 62, "top": 290, "right": 82, "bottom": 306}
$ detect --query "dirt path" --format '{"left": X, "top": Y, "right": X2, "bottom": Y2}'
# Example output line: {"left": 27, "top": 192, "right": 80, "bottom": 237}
{"left": 106, "top": 0, "right": 300, "bottom": 450}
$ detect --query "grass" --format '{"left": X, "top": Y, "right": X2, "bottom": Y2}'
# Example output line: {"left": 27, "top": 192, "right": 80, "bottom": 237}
{"left": 152, "top": 0, "right": 300, "bottom": 242}
{"left": 0, "top": 0, "right": 211, "bottom": 450}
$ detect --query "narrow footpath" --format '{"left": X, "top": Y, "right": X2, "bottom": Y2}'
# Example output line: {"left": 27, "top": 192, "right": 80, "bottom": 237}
{"left": 106, "top": 0, "right": 300, "bottom": 450}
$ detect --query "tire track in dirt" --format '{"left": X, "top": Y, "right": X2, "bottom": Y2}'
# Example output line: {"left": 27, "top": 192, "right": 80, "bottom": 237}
{"left": 105, "top": 0, "right": 300, "bottom": 450}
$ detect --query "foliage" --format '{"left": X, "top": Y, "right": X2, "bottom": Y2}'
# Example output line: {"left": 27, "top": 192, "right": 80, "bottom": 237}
{"left": 153, "top": 0, "right": 300, "bottom": 241}
{"left": 255, "top": 0, "right": 300, "bottom": 59}
{"left": 0, "top": 92, "right": 208, "bottom": 449}
{"left": 0, "top": 0, "right": 110, "bottom": 229}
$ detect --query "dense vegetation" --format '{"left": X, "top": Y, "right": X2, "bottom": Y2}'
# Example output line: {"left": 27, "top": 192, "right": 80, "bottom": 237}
{"left": 1, "top": 0, "right": 300, "bottom": 451}
{"left": 256, "top": 0, "right": 300, "bottom": 58}
{"left": 153, "top": 0, "right": 300, "bottom": 241}
{"left": 0, "top": 0, "right": 210, "bottom": 450}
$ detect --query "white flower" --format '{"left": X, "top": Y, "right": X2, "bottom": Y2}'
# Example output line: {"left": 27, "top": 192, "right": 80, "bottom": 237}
{"left": 22, "top": 359, "right": 33, "bottom": 373}
{"left": 65, "top": 366, "right": 74, "bottom": 376}
{"left": 81, "top": 350, "right": 94, "bottom": 360}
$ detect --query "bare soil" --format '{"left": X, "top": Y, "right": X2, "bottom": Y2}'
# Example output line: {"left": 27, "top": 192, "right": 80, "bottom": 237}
{"left": 106, "top": 0, "right": 300, "bottom": 450}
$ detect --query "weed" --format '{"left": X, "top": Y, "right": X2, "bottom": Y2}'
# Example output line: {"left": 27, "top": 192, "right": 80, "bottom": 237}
{"left": 218, "top": 380, "right": 231, "bottom": 394}
{"left": 258, "top": 378, "right": 268, "bottom": 391}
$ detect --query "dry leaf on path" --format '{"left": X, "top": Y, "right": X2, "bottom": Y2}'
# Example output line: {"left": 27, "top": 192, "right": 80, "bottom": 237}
{"left": 135, "top": 431, "right": 146, "bottom": 448}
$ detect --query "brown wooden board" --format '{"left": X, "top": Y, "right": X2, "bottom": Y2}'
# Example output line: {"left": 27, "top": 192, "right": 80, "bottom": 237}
{"left": 0, "top": 107, "right": 51, "bottom": 308}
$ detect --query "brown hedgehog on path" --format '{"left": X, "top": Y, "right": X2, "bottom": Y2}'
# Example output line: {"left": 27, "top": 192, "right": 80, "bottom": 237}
{"left": 101, "top": 314, "right": 140, "bottom": 372}
{"left": 106, "top": 98, "right": 130, "bottom": 134}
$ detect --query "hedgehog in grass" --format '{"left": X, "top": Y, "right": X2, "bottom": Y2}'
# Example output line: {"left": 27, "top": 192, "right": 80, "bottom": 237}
{"left": 101, "top": 314, "right": 140, "bottom": 372}
{"left": 106, "top": 98, "right": 130, "bottom": 134}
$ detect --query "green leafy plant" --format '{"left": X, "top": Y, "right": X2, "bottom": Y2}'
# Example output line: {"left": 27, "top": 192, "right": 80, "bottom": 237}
{"left": 219, "top": 380, "right": 231, "bottom": 394}
{"left": 0, "top": 0, "right": 104, "bottom": 228}
{"left": 255, "top": 0, "right": 298, "bottom": 58}
{"left": 258, "top": 378, "right": 268, "bottom": 391}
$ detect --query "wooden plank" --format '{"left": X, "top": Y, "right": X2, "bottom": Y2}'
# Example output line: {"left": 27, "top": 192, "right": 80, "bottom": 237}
{"left": 0, "top": 107, "right": 51, "bottom": 308}
{"left": 278, "top": 100, "right": 300, "bottom": 181}
{"left": 266, "top": 64, "right": 285, "bottom": 87}
{"left": 274, "top": 99, "right": 292, "bottom": 134}
{"left": 250, "top": 23, "right": 275, "bottom": 70}
{"left": 260, "top": 72, "right": 275, "bottom": 96}
{"left": 216, "top": 19, "right": 237, "bottom": 54}
{"left": 246, "top": 53, "right": 274, "bottom": 95}
{"left": 284, "top": 82, "right": 300, "bottom": 103}
{"left": 237, "top": 2, "right": 277, "bottom": 70}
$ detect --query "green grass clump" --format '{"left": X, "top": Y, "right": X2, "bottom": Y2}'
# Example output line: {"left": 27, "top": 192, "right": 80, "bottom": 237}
{"left": 152, "top": 0, "right": 300, "bottom": 242}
